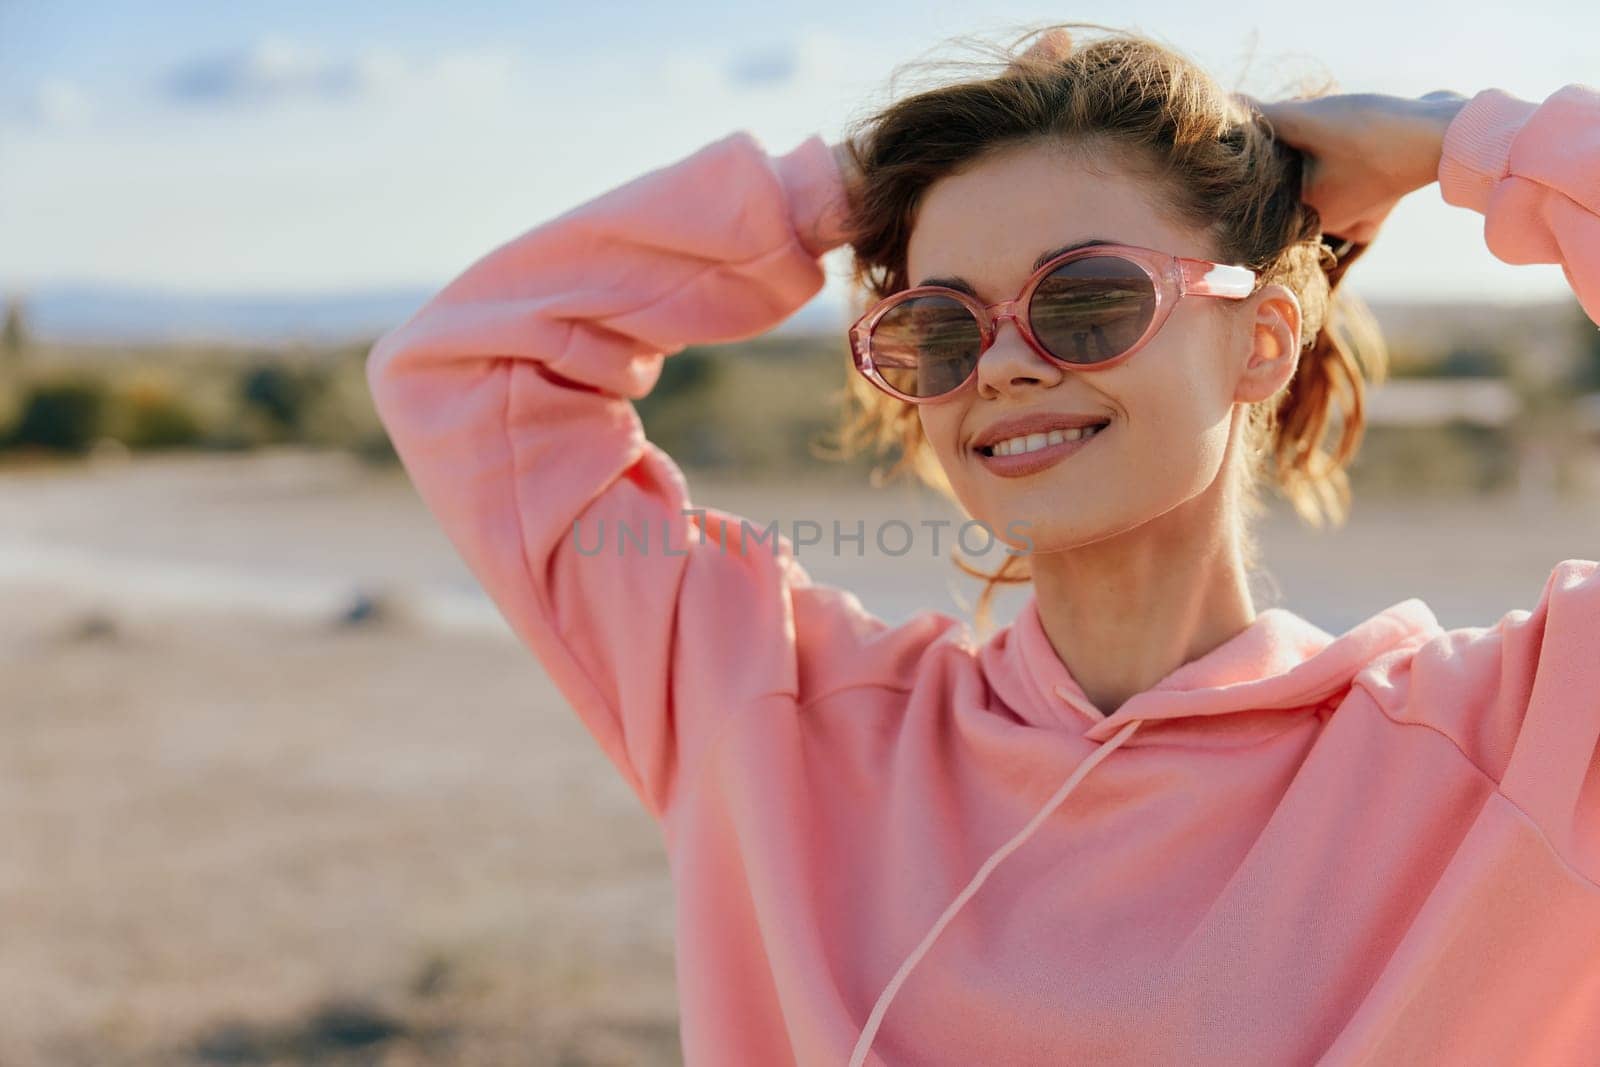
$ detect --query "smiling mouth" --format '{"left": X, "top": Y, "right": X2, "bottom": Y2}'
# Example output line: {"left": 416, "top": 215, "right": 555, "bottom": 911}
{"left": 976, "top": 422, "right": 1110, "bottom": 457}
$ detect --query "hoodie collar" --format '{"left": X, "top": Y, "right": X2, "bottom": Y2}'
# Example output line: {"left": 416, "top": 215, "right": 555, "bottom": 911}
{"left": 855, "top": 592, "right": 1446, "bottom": 1064}
{"left": 981, "top": 592, "right": 1444, "bottom": 741}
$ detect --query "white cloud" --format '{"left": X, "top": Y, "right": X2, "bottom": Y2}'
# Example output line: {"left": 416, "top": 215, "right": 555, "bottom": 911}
{"left": 22, "top": 78, "right": 95, "bottom": 128}
{"left": 158, "top": 37, "right": 518, "bottom": 110}
{"left": 656, "top": 28, "right": 857, "bottom": 96}
{"left": 656, "top": 47, "right": 725, "bottom": 94}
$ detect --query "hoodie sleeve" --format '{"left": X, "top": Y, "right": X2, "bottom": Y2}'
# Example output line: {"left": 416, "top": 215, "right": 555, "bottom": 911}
{"left": 1436, "top": 82, "right": 1600, "bottom": 326}
{"left": 1491, "top": 560, "right": 1600, "bottom": 887}
{"left": 364, "top": 129, "right": 878, "bottom": 825}
{"left": 1425, "top": 85, "right": 1600, "bottom": 885}
{"left": 1357, "top": 559, "right": 1600, "bottom": 889}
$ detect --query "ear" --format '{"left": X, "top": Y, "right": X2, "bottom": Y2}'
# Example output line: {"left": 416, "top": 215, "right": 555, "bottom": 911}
{"left": 1233, "top": 283, "right": 1302, "bottom": 404}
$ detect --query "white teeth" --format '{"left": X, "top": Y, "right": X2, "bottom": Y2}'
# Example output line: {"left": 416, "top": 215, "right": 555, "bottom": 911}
{"left": 988, "top": 424, "right": 1104, "bottom": 456}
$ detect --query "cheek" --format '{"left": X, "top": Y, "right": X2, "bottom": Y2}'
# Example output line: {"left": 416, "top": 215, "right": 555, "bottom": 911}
{"left": 1134, "top": 329, "right": 1235, "bottom": 426}
{"left": 918, "top": 409, "right": 965, "bottom": 461}
{"left": 1114, "top": 353, "right": 1235, "bottom": 480}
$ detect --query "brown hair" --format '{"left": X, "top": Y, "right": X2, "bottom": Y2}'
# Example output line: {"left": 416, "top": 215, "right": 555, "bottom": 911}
{"left": 820, "top": 21, "right": 1388, "bottom": 636}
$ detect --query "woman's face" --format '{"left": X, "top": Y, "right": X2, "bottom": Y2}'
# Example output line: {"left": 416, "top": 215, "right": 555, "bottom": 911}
{"left": 906, "top": 141, "right": 1302, "bottom": 556}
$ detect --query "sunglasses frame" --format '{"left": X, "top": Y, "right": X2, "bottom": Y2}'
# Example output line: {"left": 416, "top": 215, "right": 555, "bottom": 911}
{"left": 848, "top": 242, "right": 1259, "bottom": 404}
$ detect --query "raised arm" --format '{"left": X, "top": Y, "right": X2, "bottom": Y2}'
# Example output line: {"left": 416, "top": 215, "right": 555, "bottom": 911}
{"left": 1437, "top": 83, "right": 1600, "bottom": 325}
{"left": 1247, "top": 82, "right": 1600, "bottom": 325}
{"left": 1428, "top": 85, "right": 1600, "bottom": 891}
{"left": 364, "top": 129, "right": 863, "bottom": 825}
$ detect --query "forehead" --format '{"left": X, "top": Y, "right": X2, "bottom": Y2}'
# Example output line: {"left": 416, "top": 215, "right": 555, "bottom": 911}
{"left": 905, "top": 142, "right": 1212, "bottom": 300}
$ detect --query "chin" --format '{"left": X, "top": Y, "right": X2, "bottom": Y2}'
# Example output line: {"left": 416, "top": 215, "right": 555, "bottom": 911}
{"left": 969, "top": 506, "right": 1089, "bottom": 558}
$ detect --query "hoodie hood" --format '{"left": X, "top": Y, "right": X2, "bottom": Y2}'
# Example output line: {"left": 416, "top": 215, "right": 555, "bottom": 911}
{"left": 982, "top": 591, "right": 1447, "bottom": 740}
{"left": 850, "top": 591, "right": 1449, "bottom": 1065}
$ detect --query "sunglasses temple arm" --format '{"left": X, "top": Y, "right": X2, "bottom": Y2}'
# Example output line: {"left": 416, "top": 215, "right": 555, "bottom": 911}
{"left": 1179, "top": 260, "right": 1256, "bottom": 298}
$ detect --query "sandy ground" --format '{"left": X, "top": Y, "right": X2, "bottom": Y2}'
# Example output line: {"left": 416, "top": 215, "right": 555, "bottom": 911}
{"left": 1, "top": 448, "right": 1595, "bottom": 1065}
{"left": 0, "top": 586, "right": 682, "bottom": 1065}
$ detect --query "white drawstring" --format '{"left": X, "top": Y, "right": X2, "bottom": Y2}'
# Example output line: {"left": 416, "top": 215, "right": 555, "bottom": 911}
{"left": 848, "top": 715, "right": 1143, "bottom": 1066}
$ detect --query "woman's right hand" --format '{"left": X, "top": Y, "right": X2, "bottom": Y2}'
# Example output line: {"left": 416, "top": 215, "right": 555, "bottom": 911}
{"left": 1238, "top": 90, "right": 1470, "bottom": 244}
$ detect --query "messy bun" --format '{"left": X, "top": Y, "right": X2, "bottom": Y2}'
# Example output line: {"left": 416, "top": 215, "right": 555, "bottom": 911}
{"left": 824, "top": 21, "right": 1388, "bottom": 635}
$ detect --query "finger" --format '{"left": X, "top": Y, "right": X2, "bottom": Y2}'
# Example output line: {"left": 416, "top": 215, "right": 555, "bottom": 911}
{"left": 1235, "top": 92, "right": 1280, "bottom": 120}
{"left": 1020, "top": 28, "right": 1073, "bottom": 62}
{"left": 1246, "top": 97, "right": 1303, "bottom": 138}
{"left": 1251, "top": 97, "right": 1298, "bottom": 122}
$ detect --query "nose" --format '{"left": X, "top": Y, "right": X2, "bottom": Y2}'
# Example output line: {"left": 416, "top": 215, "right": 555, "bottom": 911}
{"left": 974, "top": 312, "right": 1065, "bottom": 396}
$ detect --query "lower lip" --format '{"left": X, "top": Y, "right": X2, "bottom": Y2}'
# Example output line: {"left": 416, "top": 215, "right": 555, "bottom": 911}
{"left": 974, "top": 424, "right": 1109, "bottom": 478}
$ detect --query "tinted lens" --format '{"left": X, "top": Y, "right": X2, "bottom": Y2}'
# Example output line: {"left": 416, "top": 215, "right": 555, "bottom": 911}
{"left": 868, "top": 294, "right": 982, "bottom": 398}
{"left": 1028, "top": 255, "right": 1157, "bottom": 365}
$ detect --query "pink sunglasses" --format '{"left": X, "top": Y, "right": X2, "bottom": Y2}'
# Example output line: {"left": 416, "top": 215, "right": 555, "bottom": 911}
{"left": 848, "top": 242, "right": 1258, "bottom": 404}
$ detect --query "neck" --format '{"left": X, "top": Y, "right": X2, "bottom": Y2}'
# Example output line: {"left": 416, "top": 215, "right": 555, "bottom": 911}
{"left": 1028, "top": 484, "right": 1256, "bottom": 718}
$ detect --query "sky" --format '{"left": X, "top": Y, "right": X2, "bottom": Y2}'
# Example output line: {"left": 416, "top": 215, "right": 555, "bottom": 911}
{"left": 2, "top": 0, "right": 1596, "bottom": 313}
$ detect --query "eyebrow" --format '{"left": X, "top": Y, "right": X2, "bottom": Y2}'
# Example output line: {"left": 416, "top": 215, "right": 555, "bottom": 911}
{"left": 914, "top": 237, "right": 1119, "bottom": 295}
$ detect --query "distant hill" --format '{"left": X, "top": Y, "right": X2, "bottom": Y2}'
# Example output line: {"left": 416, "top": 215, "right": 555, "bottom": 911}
{"left": 3, "top": 282, "right": 1587, "bottom": 356}
{"left": 1361, "top": 296, "right": 1582, "bottom": 351}
{"left": 4, "top": 281, "right": 853, "bottom": 347}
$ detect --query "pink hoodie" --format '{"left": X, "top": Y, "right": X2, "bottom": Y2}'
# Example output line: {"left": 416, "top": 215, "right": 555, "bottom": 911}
{"left": 367, "top": 83, "right": 1600, "bottom": 1066}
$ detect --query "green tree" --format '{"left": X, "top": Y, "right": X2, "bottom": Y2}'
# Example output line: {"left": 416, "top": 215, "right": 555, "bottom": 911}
{"left": 239, "top": 361, "right": 312, "bottom": 440}
{"left": 1573, "top": 301, "right": 1600, "bottom": 392}
{"left": 1, "top": 294, "right": 27, "bottom": 369}
{"left": 10, "top": 379, "right": 107, "bottom": 452}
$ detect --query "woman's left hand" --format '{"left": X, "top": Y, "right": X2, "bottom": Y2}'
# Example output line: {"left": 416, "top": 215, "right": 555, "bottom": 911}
{"left": 1236, "top": 90, "right": 1472, "bottom": 244}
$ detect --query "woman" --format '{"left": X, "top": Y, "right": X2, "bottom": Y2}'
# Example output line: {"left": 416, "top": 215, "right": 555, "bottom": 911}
{"left": 365, "top": 22, "right": 1600, "bottom": 1066}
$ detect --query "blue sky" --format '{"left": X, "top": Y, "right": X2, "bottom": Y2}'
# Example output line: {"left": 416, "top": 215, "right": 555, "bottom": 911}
{"left": 3, "top": 0, "right": 1596, "bottom": 311}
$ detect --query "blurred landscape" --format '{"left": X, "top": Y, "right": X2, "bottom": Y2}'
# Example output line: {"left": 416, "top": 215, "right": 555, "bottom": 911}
{"left": 3, "top": 288, "right": 1599, "bottom": 1066}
